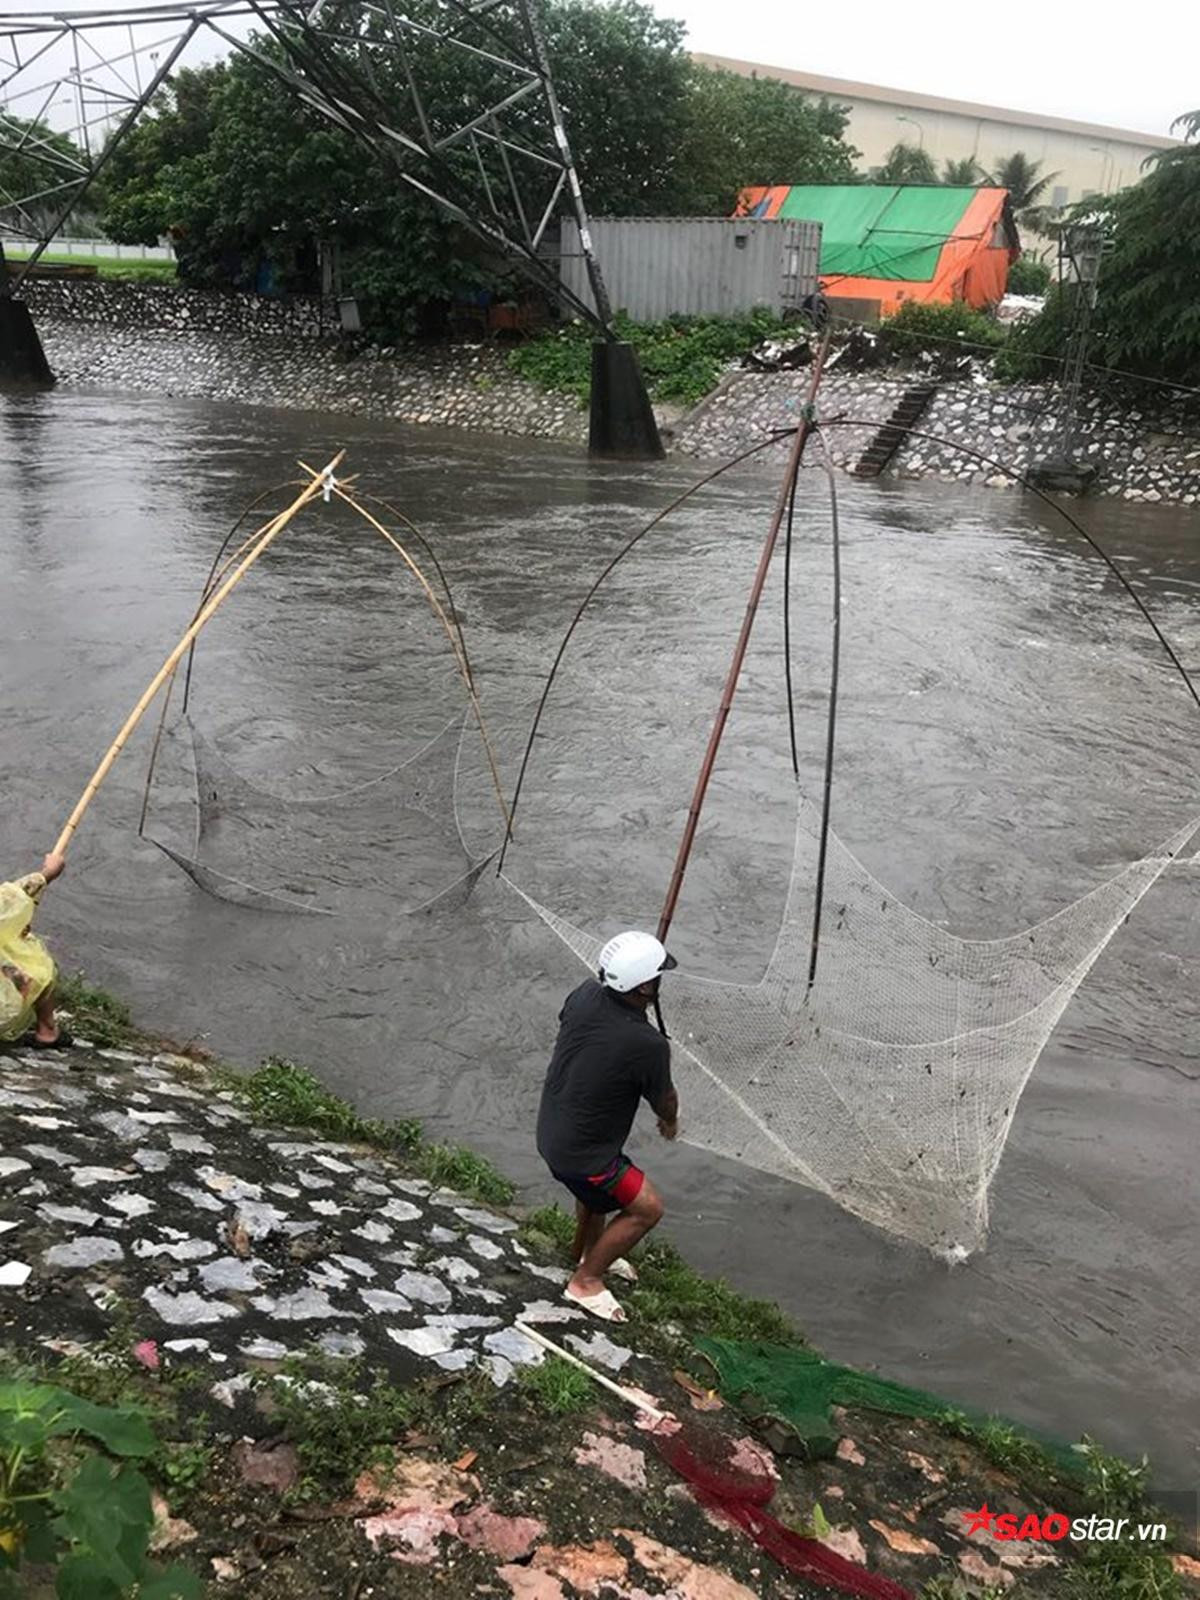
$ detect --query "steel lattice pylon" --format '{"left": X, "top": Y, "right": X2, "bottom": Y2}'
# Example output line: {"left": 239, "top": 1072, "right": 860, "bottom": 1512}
{"left": 0, "top": 0, "right": 615, "bottom": 326}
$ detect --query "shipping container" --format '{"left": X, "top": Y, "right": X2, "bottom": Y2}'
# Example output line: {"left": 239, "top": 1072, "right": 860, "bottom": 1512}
{"left": 559, "top": 216, "right": 822, "bottom": 322}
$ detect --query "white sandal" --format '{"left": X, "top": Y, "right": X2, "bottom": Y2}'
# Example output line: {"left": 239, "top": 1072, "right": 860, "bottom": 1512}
{"left": 578, "top": 1255, "right": 638, "bottom": 1284}
{"left": 564, "top": 1284, "right": 627, "bottom": 1323}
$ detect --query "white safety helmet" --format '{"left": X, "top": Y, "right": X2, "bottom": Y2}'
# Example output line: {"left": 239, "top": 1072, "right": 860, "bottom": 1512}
{"left": 597, "top": 930, "right": 677, "bottom": 994}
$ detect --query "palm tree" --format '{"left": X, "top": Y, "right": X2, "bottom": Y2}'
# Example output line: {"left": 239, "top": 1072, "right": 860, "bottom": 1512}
{"left": 990, "top": 152, "right": 1060, "bottom": 212}
{"left": 942, "top": 157, "right": 980, "bottom": 185}
{"left": 878, "top": 142, "right": 938, "bottom": 184}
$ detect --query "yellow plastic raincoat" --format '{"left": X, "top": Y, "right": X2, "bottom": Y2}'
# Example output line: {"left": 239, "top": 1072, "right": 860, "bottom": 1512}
{"left": 0, "top": 873, "right": 55, "bottom": 1042}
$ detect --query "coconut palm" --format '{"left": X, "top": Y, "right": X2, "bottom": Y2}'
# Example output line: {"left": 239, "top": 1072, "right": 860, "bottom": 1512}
{"left": 878, "top": 142, "right": 937, "bottom": 184}
{"left": 991, "top": 152, "right": 1060, "bottom": 212}
{"left": 942, "top": 156, "right": 980, "bottom": 185}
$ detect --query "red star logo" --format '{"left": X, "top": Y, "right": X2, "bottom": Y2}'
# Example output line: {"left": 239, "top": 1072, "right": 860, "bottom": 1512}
{"left": 962, "top": 1504, "right": 995, "bottom": 1536}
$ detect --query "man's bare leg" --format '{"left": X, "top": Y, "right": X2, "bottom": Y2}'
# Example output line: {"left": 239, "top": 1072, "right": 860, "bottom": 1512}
{"left": 32, "top": 987, "right": 60, "bottom": 1045}
{"left": 569, "top": 1179, "right": 663, "bottom": 1300}
{"left": 572, "top": 1202, "right": 605, "bottom": 1267}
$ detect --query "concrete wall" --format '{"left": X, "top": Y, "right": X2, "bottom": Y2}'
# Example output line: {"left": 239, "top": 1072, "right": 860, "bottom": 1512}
{"left": 1, "top": 235, "right": 174, "bottom": 262}
{"left": 694, "top": 54, "right": 1174, "bottom": 212}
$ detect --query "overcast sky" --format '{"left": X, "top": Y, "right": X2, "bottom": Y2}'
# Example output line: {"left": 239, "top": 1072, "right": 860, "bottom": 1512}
{"left": 5, "top": 0, "right": 1195, "bottom": 143}
{"left": 664, "top": 0, "right": 1197, "bottom": 138}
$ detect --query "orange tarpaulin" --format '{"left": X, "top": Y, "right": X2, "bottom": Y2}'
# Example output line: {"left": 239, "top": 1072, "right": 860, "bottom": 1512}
{"left": 737, "top": 184, "right": 1019, "bottom": 315}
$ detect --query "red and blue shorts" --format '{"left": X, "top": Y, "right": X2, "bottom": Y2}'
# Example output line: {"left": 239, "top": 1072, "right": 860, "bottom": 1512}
{"left": 551, "top": 1151, "right": 645, "bottom": 1215}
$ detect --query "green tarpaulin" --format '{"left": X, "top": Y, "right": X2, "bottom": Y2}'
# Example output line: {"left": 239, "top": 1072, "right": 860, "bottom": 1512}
{"left": 775, "top": 186, "right": 979, "bottom": 282}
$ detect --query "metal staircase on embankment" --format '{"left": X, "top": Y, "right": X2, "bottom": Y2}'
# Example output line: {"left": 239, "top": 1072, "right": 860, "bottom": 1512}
{"left": 853, "top": 383, "right": 939, "bottom": 478}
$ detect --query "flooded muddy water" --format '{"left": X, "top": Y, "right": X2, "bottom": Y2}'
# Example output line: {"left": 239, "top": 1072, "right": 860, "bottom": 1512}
{"left": 1, "top": 387, "right": 1196, "bottom": 1482}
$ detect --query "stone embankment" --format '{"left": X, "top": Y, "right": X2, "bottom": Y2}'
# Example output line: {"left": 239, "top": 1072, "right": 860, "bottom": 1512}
{"left": 674, "top": 369, "right": 1200, "bottom": 503}
{"left": 18, "top": 278, "right": 1200, "bottom": 501}
{"left": 2, "top": 1024, "right": 1197, "bottom": 1598}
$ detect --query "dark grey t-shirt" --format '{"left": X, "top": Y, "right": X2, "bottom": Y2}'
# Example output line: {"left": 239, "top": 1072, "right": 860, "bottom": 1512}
{"left": 536, "top": 979, "right": 672, "bottom": 1176}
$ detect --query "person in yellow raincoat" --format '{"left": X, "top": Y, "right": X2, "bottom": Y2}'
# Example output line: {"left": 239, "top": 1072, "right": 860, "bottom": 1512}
{"left": 0, "top": 852, "right": 70, "bottom": 1051}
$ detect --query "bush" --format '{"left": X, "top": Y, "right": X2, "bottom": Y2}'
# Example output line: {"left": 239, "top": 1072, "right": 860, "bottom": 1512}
{"left": 993, "top": 281, "right": 1072, "bottom": 381}
{"left": 0, "top": 1380, "right": 199, "bottom": 1597}
{"left": 510, "top": 307, "right": 797, "bottom": 409}
{"left": 876, "top": 300, "right": 1006, "bottom": 367}
{"left": 1006, "top": 254, "right": 1052, "bottom": 296}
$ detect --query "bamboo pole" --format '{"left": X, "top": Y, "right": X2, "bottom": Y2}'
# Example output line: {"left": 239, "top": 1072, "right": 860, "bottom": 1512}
{"left": 53, "top": 451, "right": 345, "bottom": 857}
{"left": 513, "top": 1321, "right": 670, "bottom": 1422}
{"left": 296, "top": 465, "right": 512, "bottom": 837}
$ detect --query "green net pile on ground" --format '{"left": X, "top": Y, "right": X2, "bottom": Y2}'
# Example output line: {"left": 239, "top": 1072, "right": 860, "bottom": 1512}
{"left": 694, "top": 1336, "right": 1085, "bottom": 1478}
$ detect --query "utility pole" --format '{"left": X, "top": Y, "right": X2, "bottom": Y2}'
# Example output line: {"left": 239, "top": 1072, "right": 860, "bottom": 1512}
{"left": 1029, "top": 221, "right": 1105, "bottom": 495}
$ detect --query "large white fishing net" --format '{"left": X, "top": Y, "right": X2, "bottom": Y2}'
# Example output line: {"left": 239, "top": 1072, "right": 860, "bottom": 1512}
{"left": 505, "top": 792, "right": 1200, "bottom": 1257}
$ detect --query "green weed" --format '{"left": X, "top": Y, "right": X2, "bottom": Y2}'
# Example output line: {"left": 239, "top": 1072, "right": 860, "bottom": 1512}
{"left": 876, "top": 299, "right": 1006, "bottom": 369}
{"left": 55, "top": 972, "right": 134, "bottom": 1049}
{"left": 0, "top": 1377, "right": 200, "bottom": 1598}
{"left": 1075, "top": 1437, "right": 1154, "bottom": 1521}
{"left": 215, "top": 1057, "right": 422, "bottom": 1153}
{"left": 48, "top": 1317, "right": 167, "bottom": 1428}
{"left": 518, "top": 1204, "right": 576, "bottom": 1255}
{"left": 413, "top": 1141, "right": 515, "bottom": 1206}
{"left": 402, "top": 1371, "right": 495, "bottom": 1455}
{"left": 265, "top": 1354, "right": 417, "bottom": 1496}
{"left": 1064, "top": 1439, "right": 1180, "bottom": 1600}
{"left": 517, "top": 1357, "right": 593, "bottom": 1416}
{"left": 1065, "top": 1544, "right": 1181, "bottom": 1600}
{"left": 154, "top": 1441, "right": 215, "bottom": 1505}
{"left": 938, "top": 1409, "right": 1063, "bottom": 1487}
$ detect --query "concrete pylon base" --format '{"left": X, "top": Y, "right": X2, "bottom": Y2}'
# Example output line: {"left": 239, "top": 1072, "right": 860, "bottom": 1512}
{"left": 0, "top": 297, "right": 55, "bottom": 388}
{"left": 588, "top": 342, "right": 663, "bottom": 460}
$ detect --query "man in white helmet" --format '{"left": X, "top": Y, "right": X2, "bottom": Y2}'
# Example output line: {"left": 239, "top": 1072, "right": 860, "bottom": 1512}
{"left": 536, "top": 929, "right": 679, "bottom": 1323}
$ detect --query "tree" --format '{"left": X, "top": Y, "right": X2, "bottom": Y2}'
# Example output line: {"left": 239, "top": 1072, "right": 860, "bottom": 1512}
{"left": 878, "top": 142, "right": 937, "bottom": 184}
{"left": 1088, "top": 110, "right": 1200, "bottom": 381}
{"left": 543, "top": 0, "right": 691, "bottom": 215}
{"left": 942, "top": 156, "right": 980, "bottom": 185}
{"left": 674, "top": 66, "right": 858, "bottom": 214}
{"left": 0, "top": 116, "right": 87, "bottom": 235}
{"left": 999, "top": 113, "right": 1200, "bottom": 385}
{"left": 990, "top": 152, "right": 1059, "bottom": 213}
{"left": 96, "top": 1, "right": 860, "bottom": 323}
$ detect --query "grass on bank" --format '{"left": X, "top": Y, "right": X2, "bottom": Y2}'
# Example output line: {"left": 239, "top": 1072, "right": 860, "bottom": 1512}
{"left": 215, "top": 1055, "right": 515, "bottom": 1207}
{"left": 19, "top": 977, "right": 1189, "bottom": 1600}
{"left": 3, "top": 250, "right": 176, "bottom": 282}
{"left": 53, "top": 974, "right": 515, "bottom": 1209}
{"left": 507, "top": 298, "right": 1044, "bottom": 412}
{"left": 56, "top": 970, "right": 137, "bottom": 1050}
{"left": 516, "top": 1356, "right": 593, "bottom": 1416}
